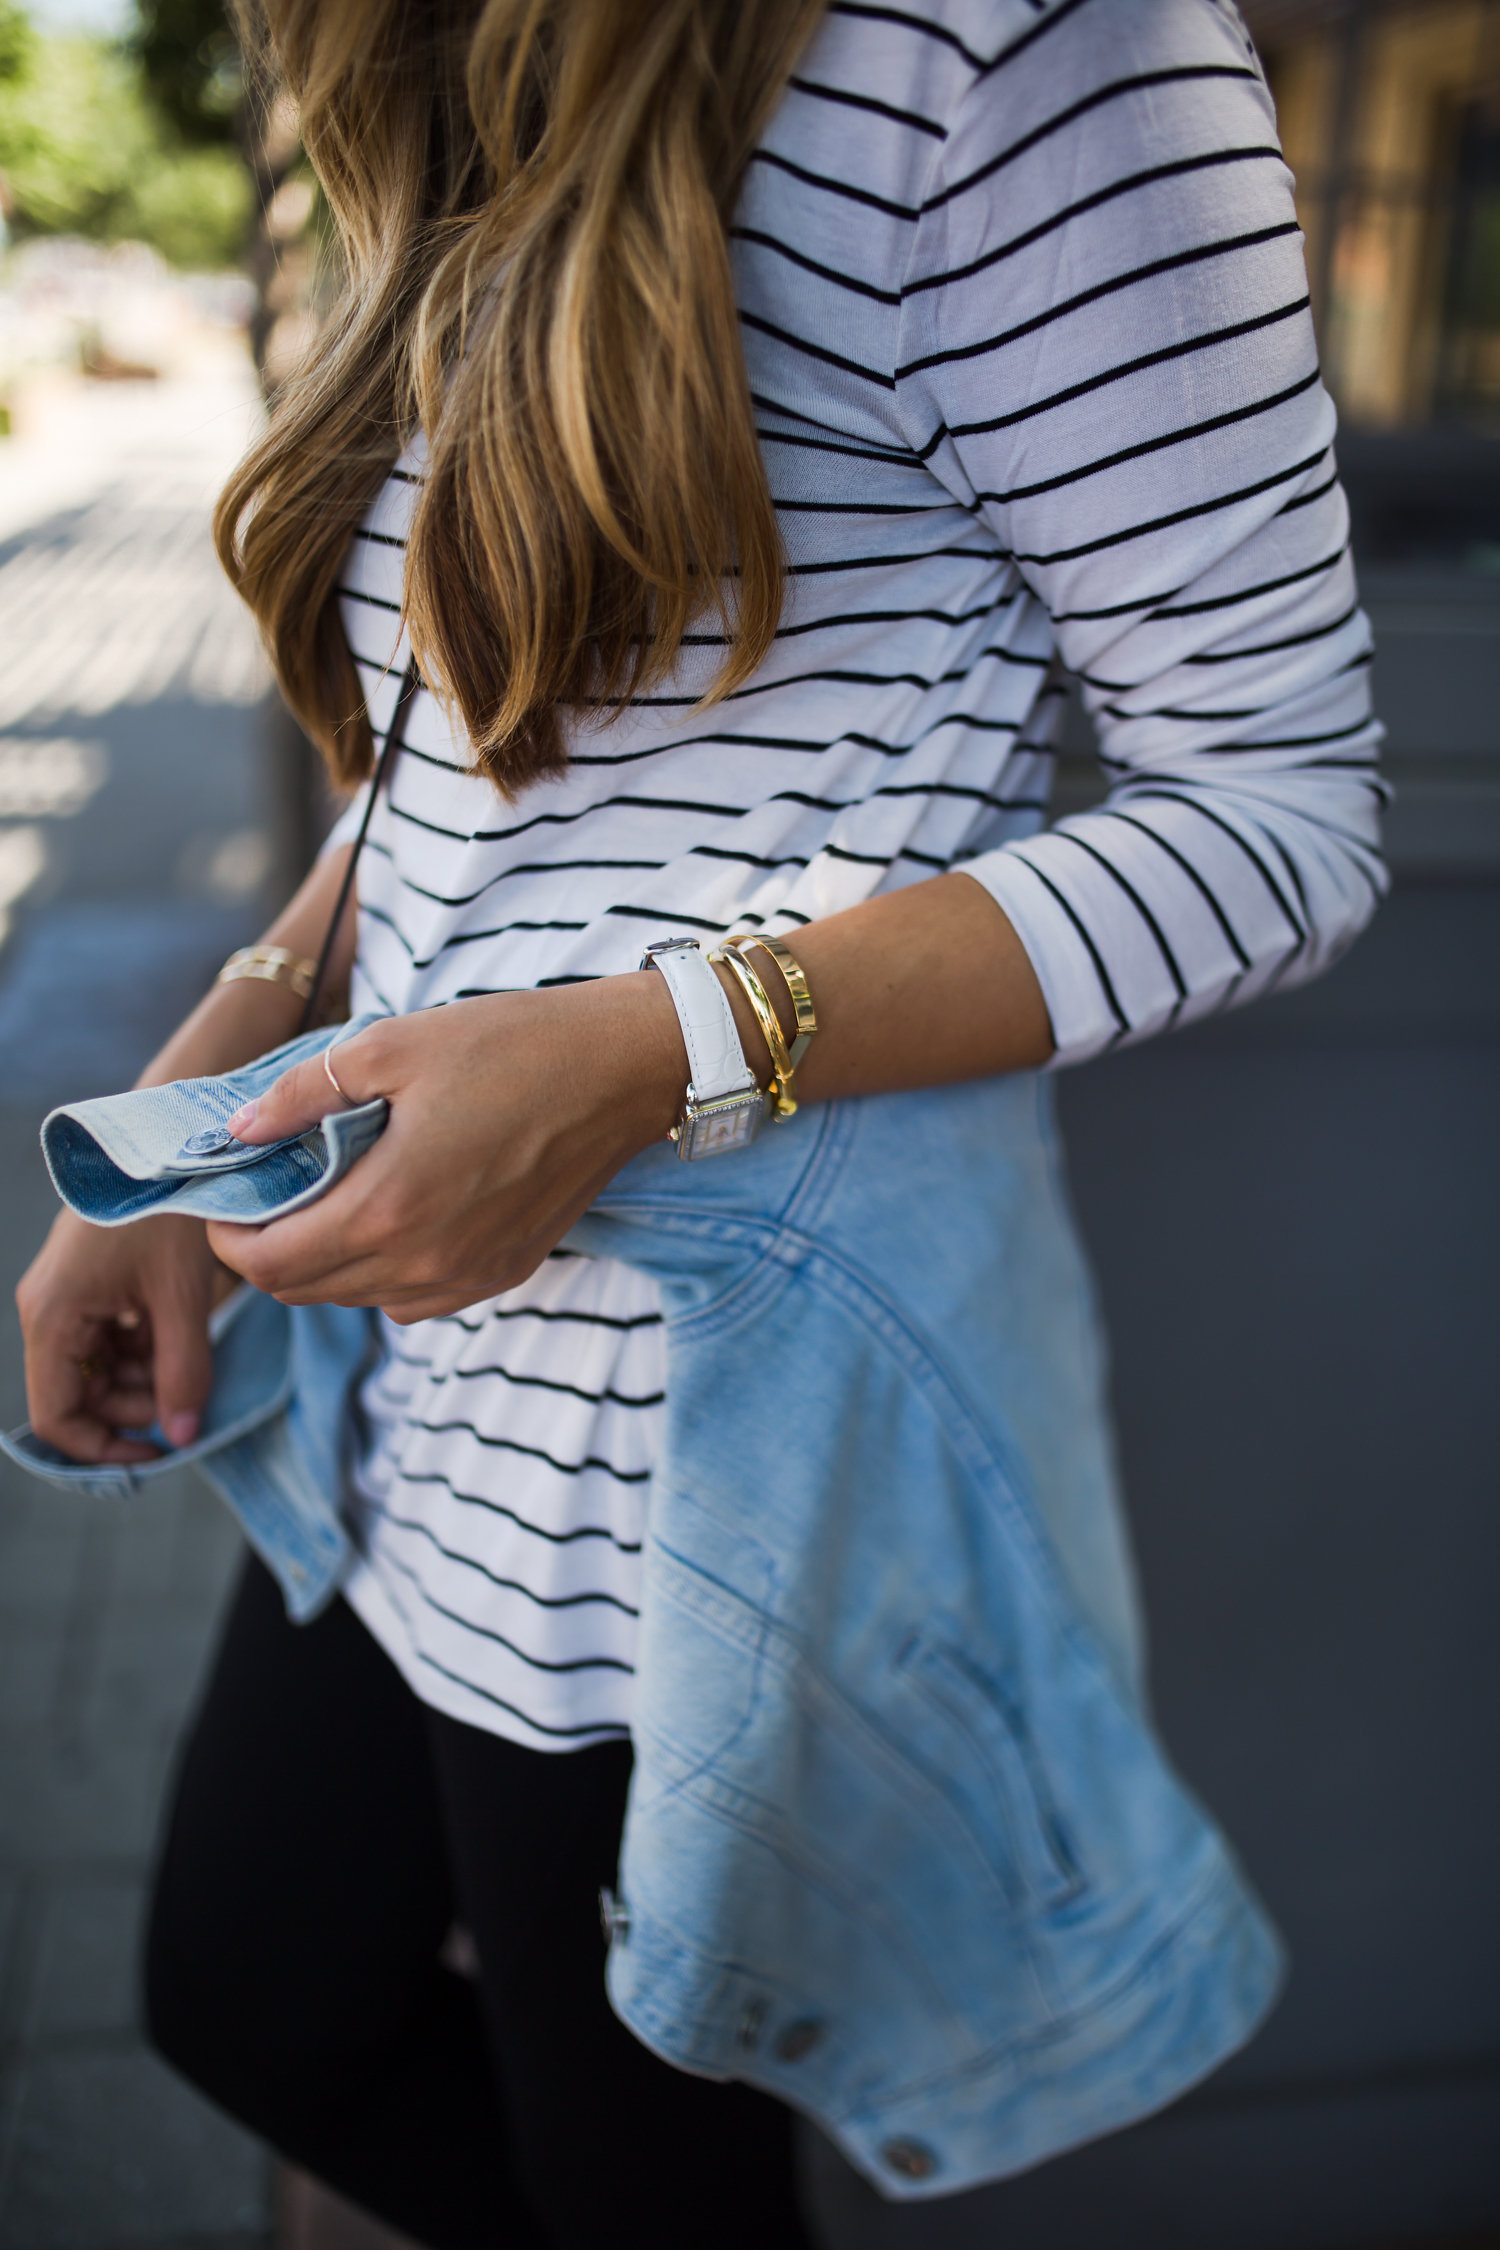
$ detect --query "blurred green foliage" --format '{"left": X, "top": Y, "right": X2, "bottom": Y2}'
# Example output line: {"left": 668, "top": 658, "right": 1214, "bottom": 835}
{"left": 135, "top": 0, "right": 243, "bottom": 146}
{"left": 0, "top": 1, "right": 33, "bottom": 86}
{"left": 0, "top": 2, "right": 251, "bottom": 268}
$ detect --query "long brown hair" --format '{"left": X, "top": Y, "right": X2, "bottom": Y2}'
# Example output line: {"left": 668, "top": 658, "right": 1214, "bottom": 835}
{"left": 216, "top": 0, "right": 828, "bottom": 793}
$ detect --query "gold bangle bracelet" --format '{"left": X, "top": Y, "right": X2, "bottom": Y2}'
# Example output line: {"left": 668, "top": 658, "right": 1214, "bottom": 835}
{"left": 217, "top": 946, "right": 317, "bottom": 1001}
{"left": 735, "top": 933, "right": 817, "bottom": 1069}
{"left": 711, "top": 943, "right": 799, "bottom": 1120}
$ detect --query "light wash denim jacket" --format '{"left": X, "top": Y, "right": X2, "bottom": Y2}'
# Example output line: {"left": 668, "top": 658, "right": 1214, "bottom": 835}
{"left": 6, "top": 1022, "right": 1282, "bottom": 2198}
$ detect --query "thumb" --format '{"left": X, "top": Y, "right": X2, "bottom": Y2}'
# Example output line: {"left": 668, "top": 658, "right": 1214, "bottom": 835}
{"left": 146, "top": 1266, "right": 214, "bottom": 1451}
{"left": 227, "top": 1044, "right": 356, "bottom": 1146}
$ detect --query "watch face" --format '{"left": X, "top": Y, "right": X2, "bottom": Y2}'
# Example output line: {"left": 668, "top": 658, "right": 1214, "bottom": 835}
{"left": 679, "top": 1090, "right": 767, "bottom": 1160}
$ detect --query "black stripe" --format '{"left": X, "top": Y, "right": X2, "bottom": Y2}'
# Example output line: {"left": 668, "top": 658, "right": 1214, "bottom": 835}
{"left": 1078, "top": 600, "right": 1359, "bottom": 690}
{"left": 753, "top": 412, "right": 913, "bottom": 462}
{"left": 689, "top": 843, "right": 811, "bottom": 871}
{"left": 1202, "top": 714, "right": 1378, "bottom": 753}
{"left": 1090, "top": 808, "right": 1253, "bottom": 973}
{"left": 786, "top": 541, "right": 998, "bottom": 577}
{"left": 371, "top": 1506, "right": 640, "bottom": 1615}
{"left": 738, "top": 306, "right": 894, "bottom": 388}
{"left": 379, "top": 857, "right": 667, "bottom": 912}
{"left": 735, "top": 225, "right": 902, "bottom": 305}
{"left": 768, "top": 598, "right": 1010, "bottom": 640}
{"left": 385, "top": 788, "right": 747, "bottom": 850}
{"left": 565, "top": 706, "right": 1028, "bottom": 772}
{"left": 1126, "top": 788, "right": 1307, "bottom": 943}
{"left": 905, "top": 147, "right": 1283, "bottom": 297}
{"left": 828, "top": 2, "right": 990, "bottom": 71}
{"left": 1147, "top": 545, "right": 1347, "bottom": 620}
{"left": 788, "top": 74, "right": 946, "bottom": 139}
{"left": 407, "top": 1640, "right": 632, "bottom": 1738}
{"left": 390, "top": 1468, "right": 644, "bottom": 1549}
{"left": 373, "top": 1547, "right": 634, "bottom": 1674}
{"left": 1278, "top": 466, "right": 1339, "bottom": 515}
{"left": 603, "top": 902, "right": 727, "bottom": 931}
{"left": 1046, "top": 542, "right": 1341, "bottom": 629}
{"left": 437, "top": 1304, "right": 662, "bottom": 1334}
{"left": 1052, "top": 830, "right": 1188, "bottom": 1000}
{"left": 930, "top": 294, "right": 1309, "bottom": 447}
{"left": 439, "top": 1363, "right": 664, "bottom": 1410}
{"left": 973, "top": 0, "right": 1103, "bottom": 80}
{"left": 338, "top": 582, "right": 402, "bottom": 613}
{"left": 1181, "top": 601, "right": 1361, "bottom": 665}
{"left": 1014, "top": 445, "right": 1329, "bottom": 568}
{"left": 361, "top": 900, "right": 591, "bottom": 968}
{"left": 977, "top": 369, "right": 1319, "bottom": 508}
{"left": 897, "top": 221, "right": 1301, "bottom": 381}
{"left": 622, "top": 642, "right": 1050, "bottom": 709}
{"left": 924, "top": 65, "right": 1263, "bottom": 216}
{"left": 408, "top": 1424, "right": 652, "bottom": 1482}
{"left": 749, "top": 145, "right": 920, "bottom": 223}
{"left": 770, "top": 495, "right": 946, "bottom": 516}
{"left": 1009, "top": 853, "right": 1129, "bottom": 1035}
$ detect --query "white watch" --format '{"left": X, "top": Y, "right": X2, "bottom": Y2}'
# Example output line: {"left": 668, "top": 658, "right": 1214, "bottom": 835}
{"left": 641, "top": 937, "right": 769, "bottom": 1161}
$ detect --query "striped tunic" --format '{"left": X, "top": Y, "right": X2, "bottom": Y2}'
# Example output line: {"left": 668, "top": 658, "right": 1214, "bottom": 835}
{"left": 336, "top": 0, "right": 1384, "bottom": 1749}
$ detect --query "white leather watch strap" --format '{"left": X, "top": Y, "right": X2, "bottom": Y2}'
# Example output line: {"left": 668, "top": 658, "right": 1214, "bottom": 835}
{"left": 642, "top": 939, "right": 757, "bottom": 1101}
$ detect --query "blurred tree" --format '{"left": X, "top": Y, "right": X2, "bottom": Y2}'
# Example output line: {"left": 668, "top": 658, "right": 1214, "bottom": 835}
{"left": 134, "top": 0, "right": 242, "bottom": 145}
{"left": 0, "top": 0, "right": 33, "bottom": 86}
{"left": 0, "top": 16, "right": 251, "bottom": 267}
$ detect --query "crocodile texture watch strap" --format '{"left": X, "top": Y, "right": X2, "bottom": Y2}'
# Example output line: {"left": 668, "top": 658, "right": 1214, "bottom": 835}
{"left": 641, "top": 938, "right": 757, "bottom": 1102}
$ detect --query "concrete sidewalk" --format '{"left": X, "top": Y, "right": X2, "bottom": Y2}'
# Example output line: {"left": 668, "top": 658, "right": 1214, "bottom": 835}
{"left": 0, "top": 355, "right": 274, "bottom": 2250}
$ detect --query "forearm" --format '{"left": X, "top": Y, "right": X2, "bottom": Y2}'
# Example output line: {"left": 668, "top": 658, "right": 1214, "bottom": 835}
{"left": 694, "top": 872, "right": 1053, "bottom": 1115}
{"left": 136, "top": 843, "right": 356, "bottom": 1088}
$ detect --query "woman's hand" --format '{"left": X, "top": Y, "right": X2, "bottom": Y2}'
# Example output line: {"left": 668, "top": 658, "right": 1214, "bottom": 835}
{"left": 16, "top": 1209, "right": 224, "bottom": 1464}
{"left": 206, "top": 974, "right": 688, "bottom": 1324}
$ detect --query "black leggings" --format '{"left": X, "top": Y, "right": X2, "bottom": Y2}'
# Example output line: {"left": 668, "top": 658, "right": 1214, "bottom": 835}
{"left": 143, "top": 1556, "right": 814, "bottom": 2250}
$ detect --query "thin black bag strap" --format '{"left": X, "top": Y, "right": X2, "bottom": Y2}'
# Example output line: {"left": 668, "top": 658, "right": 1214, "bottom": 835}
{"left": 299, "top": 656, "right": 422, "bottom": 1034}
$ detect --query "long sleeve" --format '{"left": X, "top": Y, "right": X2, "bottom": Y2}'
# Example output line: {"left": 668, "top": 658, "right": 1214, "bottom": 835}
{"left": 894, "top": 0, "right": 1385, "bottom": 1064}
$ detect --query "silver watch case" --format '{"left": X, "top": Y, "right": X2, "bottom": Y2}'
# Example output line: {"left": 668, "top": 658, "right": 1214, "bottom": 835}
{"left": 671, "top": 1083, "right": 770, "bottom": 1162}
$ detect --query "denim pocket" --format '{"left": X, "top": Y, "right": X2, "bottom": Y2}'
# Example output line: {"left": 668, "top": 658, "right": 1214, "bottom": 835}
{"left": 894, "top": 1633, "right": 1084, "bottom": 1912}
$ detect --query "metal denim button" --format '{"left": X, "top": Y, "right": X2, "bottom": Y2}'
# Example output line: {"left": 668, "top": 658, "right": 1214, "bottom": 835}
{"left": 736, "top": 1998, "right": 767, "bottom": 2051}
{"left": 882, "top": 2139, "right": 936, "bottom": 2181}
{"left": 179, "top": 1127, "right": 234, "bottom": 1157}
{"left": 774, "top": 2016, "right": 825, "bottom": 2063}
{"left": 598, "top": 1886, "right": 630, "bottom": 1945}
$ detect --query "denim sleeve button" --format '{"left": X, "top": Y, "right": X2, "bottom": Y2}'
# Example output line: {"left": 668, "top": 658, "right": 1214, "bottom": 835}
{"left": 736, "top": 1998, "right": 767, "bottom": 2051}
{"left": 597, "top": 1886, "right": 630, "bottom": 1945}
{"left": 179, "top": 1127, "right": 235, "bottom": 1157}
{"left": 774, "top": 2017, "right": 825, "bottom": 2063}
{"left": 881, "top": 2139, "right": 936, "bottom": 2181}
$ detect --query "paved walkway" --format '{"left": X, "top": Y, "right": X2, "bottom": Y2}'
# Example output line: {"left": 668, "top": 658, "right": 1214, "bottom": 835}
{"left": 0, "top": 351, "right": 275, "bottom": 2250}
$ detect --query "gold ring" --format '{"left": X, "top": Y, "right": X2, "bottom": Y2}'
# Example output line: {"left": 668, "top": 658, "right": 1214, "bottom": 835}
{"left": 323, "top": 1045, "right": 352, "bottom": 1105}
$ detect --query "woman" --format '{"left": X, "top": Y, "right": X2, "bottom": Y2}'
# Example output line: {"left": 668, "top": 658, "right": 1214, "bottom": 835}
{"left": 16, "top": 0, "right": 1383, "bottom": 2243}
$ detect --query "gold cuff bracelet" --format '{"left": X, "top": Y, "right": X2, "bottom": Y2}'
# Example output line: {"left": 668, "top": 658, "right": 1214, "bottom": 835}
{"left": 217, "top": 946, "right": 317, "bottom": 1001}
{"left": 712, "top": 941, "right": 800, "bottom": 1120}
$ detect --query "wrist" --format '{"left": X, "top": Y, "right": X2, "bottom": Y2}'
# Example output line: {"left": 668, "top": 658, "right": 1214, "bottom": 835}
{"left": 613, "top": 968, "right": 697, "bottom": 1147}
{"left": 136, "top": 972, "right": 306, "bottom": 1089}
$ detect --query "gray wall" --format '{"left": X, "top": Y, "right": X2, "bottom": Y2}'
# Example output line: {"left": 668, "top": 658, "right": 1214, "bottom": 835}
{"left": 802, "top": 562, "right": 1500, "bottom": 2248}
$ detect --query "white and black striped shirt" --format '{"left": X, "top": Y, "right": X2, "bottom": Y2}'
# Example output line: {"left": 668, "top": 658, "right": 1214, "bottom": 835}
{"left": 337, "top": 0, "right": 1384, "bottom": 1748}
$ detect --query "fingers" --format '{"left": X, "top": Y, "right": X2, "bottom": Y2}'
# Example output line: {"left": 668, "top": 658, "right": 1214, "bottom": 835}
{"left": 227, "top": 1032, "right": 373, "bottom": 1145}
{"left": 226, "top": 1053, "right": 341, "bottom": 1145}
{"left": 142, "top": 1267, "right": 214, "bottom": 1450}
{"left": 25, "top": 1314, "right": 162, "bottom": 1464}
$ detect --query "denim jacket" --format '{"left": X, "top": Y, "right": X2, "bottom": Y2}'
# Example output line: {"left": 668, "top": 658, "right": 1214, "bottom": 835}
{"left": 5, "top": 1024, "right": 1281, "bottom": 2198}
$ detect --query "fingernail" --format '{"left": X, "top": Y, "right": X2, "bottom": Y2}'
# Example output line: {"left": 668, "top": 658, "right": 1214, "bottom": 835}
{"left": 227, "top": 1101, "right": 257, "bottom": 1134}
{"left": 165, "top": 1411, "right": 200, "bottom": 1449}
